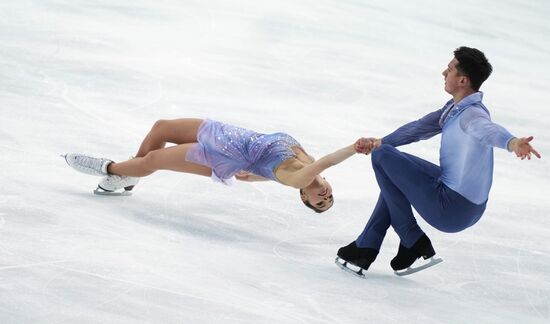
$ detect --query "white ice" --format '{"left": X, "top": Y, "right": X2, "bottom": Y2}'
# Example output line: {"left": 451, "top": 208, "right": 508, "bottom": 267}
{"left": 1, "top": 0, "right": 550, "bottom": 323}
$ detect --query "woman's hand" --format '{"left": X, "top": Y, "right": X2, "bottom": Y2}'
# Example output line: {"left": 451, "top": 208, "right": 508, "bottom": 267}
{"left": 235, "top": 171, "right": 269, "bottom": 182}
{"left": 354, "top": 137, "right": 381, "bottom": 154}
{"left": 235, "top": 171, "right": 250, "bottom": 181}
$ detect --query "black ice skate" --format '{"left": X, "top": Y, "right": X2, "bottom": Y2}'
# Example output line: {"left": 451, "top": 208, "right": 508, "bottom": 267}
{"left": 391, "top": 234, "right": 443, "bottom": 276}
{"left": 335, "top": 241, "right": 378, "bottom": 278}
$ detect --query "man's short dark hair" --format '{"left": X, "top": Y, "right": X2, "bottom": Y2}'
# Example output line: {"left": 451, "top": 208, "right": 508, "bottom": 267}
{"left": 453, "top": 47, "right": 493, "bottom": 91}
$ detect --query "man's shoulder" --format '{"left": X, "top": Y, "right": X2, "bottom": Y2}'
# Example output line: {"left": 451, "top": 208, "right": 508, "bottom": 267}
{"left": 472, "top": 102, "right": 490, "bottom": 114}
{"left": 460, "top": 103, "right": 491, "bottom": 120}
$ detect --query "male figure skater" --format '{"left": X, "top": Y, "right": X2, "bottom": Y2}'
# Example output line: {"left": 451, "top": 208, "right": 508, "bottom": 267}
{"left": 336, "top": 46, "right": 541, "bottom": 277}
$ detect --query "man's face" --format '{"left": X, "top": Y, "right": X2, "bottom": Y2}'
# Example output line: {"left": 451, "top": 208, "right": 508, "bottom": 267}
{"left": 442, "top": 58, "right": 463, "bottom": 94}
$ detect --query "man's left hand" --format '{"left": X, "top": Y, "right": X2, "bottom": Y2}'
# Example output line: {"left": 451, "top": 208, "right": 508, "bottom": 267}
{"left": 508, "top": 136, "right": 541, "bottom": 160}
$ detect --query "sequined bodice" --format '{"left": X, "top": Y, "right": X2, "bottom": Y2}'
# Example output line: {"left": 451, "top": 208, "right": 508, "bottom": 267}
{"left": 186, "top": 120, "right": 301, "bottom": 181}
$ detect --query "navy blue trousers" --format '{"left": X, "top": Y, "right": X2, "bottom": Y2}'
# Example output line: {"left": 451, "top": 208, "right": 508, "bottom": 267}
{"left": 356, "top": 144, "right": 487, "bottom": 250}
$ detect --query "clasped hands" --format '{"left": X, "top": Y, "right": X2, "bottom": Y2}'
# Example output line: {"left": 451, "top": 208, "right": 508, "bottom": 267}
{"left": 354, "top": 137, "right": 381, "bottom": 155}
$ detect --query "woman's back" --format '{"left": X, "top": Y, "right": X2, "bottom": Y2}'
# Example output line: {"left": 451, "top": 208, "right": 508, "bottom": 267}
{"left": 186, "top": 119, "right": 303, "bottom": 181}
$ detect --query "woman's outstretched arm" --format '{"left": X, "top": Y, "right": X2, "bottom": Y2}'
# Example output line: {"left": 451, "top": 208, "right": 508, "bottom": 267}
{"left": 284, "top": 140, "right": 371, "bottom": 188}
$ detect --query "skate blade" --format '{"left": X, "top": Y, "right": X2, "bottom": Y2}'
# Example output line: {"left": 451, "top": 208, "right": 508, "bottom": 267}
{"left": 93, "top": 188, "right": 132, "bottom": 196}
{"left": 335, "top": 257, "right": 366, "bottom": 279}
{"left": 60, "top": 154, "right": 69, "bottom": 165}
{"left": 394, "top": 256, "right": 443, "bottom": 276}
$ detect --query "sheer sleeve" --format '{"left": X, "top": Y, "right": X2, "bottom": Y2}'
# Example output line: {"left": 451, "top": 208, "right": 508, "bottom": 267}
{"left": 382, "top": 107, "right": 445, "bottom": 147}
{"left": 459, "top": 106, "right": 515, "bottom": 150}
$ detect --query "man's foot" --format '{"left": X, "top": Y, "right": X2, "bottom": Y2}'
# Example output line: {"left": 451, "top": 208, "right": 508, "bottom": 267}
{"left": 337, "top": 241, "right": 378, "bottom": 271}
{"left": 390, "top": 234, "right": 436, "bottom": 271}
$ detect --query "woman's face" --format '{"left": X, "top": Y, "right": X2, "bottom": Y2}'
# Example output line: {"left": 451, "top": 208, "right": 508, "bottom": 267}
{"left": 302, "top": 178, "right": 334, "bottom": 212}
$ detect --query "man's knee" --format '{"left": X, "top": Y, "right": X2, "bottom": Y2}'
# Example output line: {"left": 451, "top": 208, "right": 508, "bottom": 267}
{"left": 371, "top": 144, "right": 398, "bottom": 164}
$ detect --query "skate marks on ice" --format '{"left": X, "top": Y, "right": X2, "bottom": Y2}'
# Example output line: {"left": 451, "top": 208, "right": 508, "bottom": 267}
{"left": 0, "top": 259, "right": 68, "bottom": 271}
{"left": 468, "top": 236, "right": 550, "bottom": 320}
{"left": 41, "top": 264, "right": 290, "bottom": 324}
{"left": 57, "top": 64, "right": 164, "bottom": 137}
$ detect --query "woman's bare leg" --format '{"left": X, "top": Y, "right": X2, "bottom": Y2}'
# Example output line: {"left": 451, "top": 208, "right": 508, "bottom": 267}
{"left": 109, "top": 143, "right": 212, "bottom": 177}
{"left": 107, "top": 118, "right": 210, "bottom": 177}
{"left": 134, "top": 118, "right": 204, "bottom": 157}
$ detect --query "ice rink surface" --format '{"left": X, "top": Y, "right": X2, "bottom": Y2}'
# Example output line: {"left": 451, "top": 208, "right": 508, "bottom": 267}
{"left": 1, "top": 0, "right": 549, "bottom": 323}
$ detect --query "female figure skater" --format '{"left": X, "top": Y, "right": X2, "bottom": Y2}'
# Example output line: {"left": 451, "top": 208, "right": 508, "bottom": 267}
{"left": 64, "top": 118, "right": 370, "bottom": 213}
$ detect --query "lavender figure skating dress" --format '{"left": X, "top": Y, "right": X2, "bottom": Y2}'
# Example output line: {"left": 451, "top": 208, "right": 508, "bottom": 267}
{"left": 186, "top": 120, "right": 302, "bottom": 184}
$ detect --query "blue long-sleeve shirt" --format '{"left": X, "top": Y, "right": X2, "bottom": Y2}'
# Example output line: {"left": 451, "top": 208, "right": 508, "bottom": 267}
{"left": 382, "top": 92, "right": 515, "bottom": 204}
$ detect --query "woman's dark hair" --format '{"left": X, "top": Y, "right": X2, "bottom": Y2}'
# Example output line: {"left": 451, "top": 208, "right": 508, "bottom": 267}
{"left": 453, "top": 46, "right": 493, "bottom": 91}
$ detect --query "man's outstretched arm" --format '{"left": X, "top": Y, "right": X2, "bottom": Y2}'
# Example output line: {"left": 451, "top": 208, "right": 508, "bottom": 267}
{"left": 460, "top": 108, "right": 541, "bottom": 161}
{"left": 508, "top": 136, "right": 541, "bottom": 160}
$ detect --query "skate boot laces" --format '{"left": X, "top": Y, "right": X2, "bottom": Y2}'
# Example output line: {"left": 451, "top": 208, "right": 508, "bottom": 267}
{"left": 63, "top": 153, "right": 112, "bottom": 176}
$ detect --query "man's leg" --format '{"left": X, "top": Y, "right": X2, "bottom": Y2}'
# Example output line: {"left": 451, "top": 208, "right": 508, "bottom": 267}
{"left": 370, "top": 144, "right": 443, "bottom": 248}
{"left": 355, "top": 193, "right": 391, "bottom": 250}
{"left": 335, "top": 194, "right": 388, "bottom": 270}
{"left": 342, "top": 145, "right": 440, "bottom": 252}
{"left": 336, "top": 145, "right": 442, "bottom": 271}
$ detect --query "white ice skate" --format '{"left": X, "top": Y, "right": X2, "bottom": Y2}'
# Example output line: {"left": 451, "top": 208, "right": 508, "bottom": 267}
{"left": 62, "top": 153, "right": 112, "bottom": 176}
{"left": 94, "top": 175, "right": 140, "bottom": 196}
